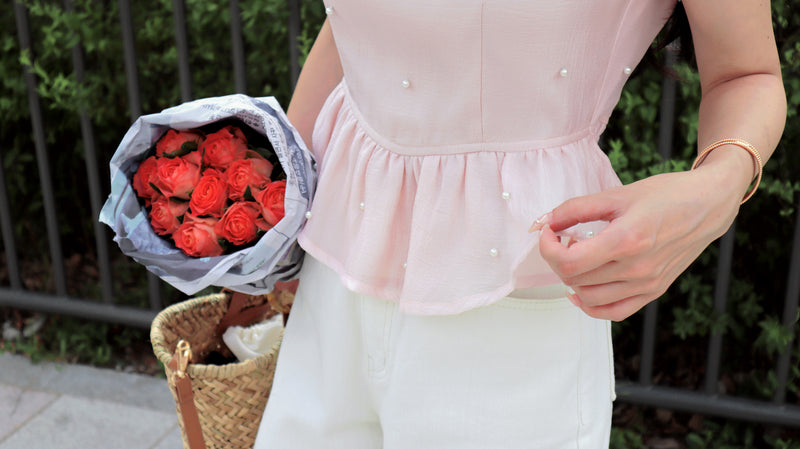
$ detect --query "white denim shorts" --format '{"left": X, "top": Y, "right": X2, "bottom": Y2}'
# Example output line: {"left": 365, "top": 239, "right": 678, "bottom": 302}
{"left": 255, "top": 256, "right": 615, "bottom": 449}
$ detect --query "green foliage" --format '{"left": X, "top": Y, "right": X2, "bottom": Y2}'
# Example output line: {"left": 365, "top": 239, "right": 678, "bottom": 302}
{"left": 2, "top": 0, "right": 800, "bottom": 444}
{"left": 756, "top": 315, "right": 797, "bottom": 357}
{"left": 1, "top": 0, "right": 324, "bottom": 304}
{"left": 685, "top": 420, "right": 756, "bottom": 449}
{"left": 1, "top": 315, "right": 149, "bottom": 368}
{"left": 605, "top": 4, "right": 800, "bottom": 424}
{"left": 764, "top": 436, "right": 800, "bottom": 449}
{"left": 670, "top": 273, "right": 716, "bottom": 339}
{"left": 609, "top": 426, "right": 645, "bottom": 449}
{"left": 682, "top": 419, "right": 800, "bottom": 449}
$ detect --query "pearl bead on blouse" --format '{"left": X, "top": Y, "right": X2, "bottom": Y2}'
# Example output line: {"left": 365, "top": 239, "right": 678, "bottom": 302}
{"left": 325, "top": 6, "right": 333, "bottom": 15}
{"left": 401, "top": 79, "right": 411, "bottom": 88}
{"left": 559, "top": 68, "right": 568, "bottom": 77}
{"left": 623, "top": 66, "right": 633, "bottom": 75}
{"left": 502, "top": 192, "right": 510, "bottom": 200}
{"left": 305, "top": 211, "right": 312, "bottom": 219}
{"left": 359, "top": 202, "right": 365, "bottom": 211}
{"left": 489, "top": 248, "right": 499, "bottom": 257}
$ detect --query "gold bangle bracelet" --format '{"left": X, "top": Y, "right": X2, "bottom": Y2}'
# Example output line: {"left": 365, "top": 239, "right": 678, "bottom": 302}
{"left": 691, "top": 138, "right": 763, "bottom": 204}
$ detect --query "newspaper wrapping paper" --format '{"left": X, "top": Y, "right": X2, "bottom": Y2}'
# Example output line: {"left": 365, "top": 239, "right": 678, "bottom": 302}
{"left": 99, "top": 94, "right": 316, "bottom": 295}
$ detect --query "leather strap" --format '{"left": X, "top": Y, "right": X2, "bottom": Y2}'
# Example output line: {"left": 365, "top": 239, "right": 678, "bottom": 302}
{"left": 215, "top": 291, "right": 273, "bottom": 339}
{"left": 168, "top": 341, "right": 206, "bottom": 449}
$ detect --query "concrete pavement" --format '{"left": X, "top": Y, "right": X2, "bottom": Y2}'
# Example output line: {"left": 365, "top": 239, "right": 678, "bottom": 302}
{"left": 0, "top": 352, "right": 182, "bottom": 449}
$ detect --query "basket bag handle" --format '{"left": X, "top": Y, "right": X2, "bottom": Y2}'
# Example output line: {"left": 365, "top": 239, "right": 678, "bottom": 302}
{"left": 215, "top": 291, "right": 274, "bottom": 338}
{"left": 169, "top": 340, "right": 206, "bottom": 449}
{"left": 167, "top": 291, "right": 276, "bottom": 449}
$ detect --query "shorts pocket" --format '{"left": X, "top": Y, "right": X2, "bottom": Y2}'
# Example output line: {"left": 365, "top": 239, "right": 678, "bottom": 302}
{"left": 493, "top": 295, "right": 574, "bottom": 311}
{"left": 360, "top": 295, "right": 396, "bottom": 379}
{"left": 496, "top": 284, "right": 575, "bottom": 310}
{"left": 577, "top": 314, "right": 615, "bottom": 431}
{"left": 492, "top": 283, "right": 574, "bottom": 311}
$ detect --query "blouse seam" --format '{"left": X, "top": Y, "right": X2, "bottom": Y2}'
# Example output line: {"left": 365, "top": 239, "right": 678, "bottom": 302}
{"left": 314, "top": 81, "right": 347, "bottom": 171}
{"left": 479, "top": 0, "right": 485, "bottom": 144}
{"left": 339, "top": 80, "right": 598, "bottom": 157}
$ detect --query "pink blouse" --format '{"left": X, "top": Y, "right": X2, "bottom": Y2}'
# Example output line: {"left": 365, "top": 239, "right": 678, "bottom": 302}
{"left": 298, "top": 0, "right": 677, "bottom": 314}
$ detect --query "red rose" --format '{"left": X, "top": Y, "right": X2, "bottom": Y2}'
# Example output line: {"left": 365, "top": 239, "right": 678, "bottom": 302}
{"left": 132, "top": 156, "right": 159, "bottom": 203}
{"left": 201, "top": 126, "right": 248, "bottom": 170}
{"left": 153, "top": 157, "right": 201, "bottom": 200}
{"left": 173, "top": 214, "right": 224, "bottom": 257}
{"left": 149, "top": 197, "right": 189, "bottom": 236}
{"left": 182, "top": 148, "right": 203, "bottom": 167}
{"left": 255, "top": 180, "right": 286, "bottom": 226}
{"left": 189, "top": 169, "right": 229, "bottom": 217}
{"left": 215, "top": 202, "right": 269, "bottom": 246}
{"left": 225, "top": 154, "right": 274, "bottom": 201}
{"left": 156, "top": 129, "right": 203, "bottom": 157}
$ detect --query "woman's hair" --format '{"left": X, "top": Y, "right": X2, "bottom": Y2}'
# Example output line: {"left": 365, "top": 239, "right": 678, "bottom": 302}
{"left": 659, "top": 2, "right": 694, "bottom": 64}
{"left": 641, "top": 2, "right": 694, "bottom": 76}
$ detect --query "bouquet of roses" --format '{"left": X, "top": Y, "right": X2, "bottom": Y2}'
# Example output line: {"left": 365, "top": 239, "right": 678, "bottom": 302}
{"left": 100, "top": 94, "right": 315, "bottom": 295}
{"left": 134, "top": 123, "right": 287, "bottom": 257}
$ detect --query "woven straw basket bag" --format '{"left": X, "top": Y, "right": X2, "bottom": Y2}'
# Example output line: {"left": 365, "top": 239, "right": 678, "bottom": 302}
{"left": 151, "top": 291, "right": 285, "bottom": 449}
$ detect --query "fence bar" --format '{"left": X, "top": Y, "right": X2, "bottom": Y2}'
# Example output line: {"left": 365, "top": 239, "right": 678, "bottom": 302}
{"left": 288, "top": 0, "right": 301, "bottom": 88}
{"left": 229, "top": 0, "right": 247, "bottom": 94}
{"left": 13, "top": 1, "right": 68, "bottom": 297}
{"left": 63, "top": 0, "right": 114, "bottom": 304}
{"left": 704, "top": 223, "right": 736, "bottom": 395}
{"left": 6, "top": 0, "right": 799, "bottom": 431}
{"left": 0, "top": 154, "right": 22, "bottom": 290}
{"left": 638, "top": 47, "right": 680, "bottom": 386}
{"left": 172, "top": 0, "right": 192, "bottom": 102}
{"left": 119, "top": 0, "right": 142, "bottom": 120}
{"left": 617, "top": 382, "right": 800, "bottom": 428}
{"left": 118, "top": 0, "right": 163, "bottom": 310}
{"left": 774, "top": 199, "right": 800, "bottom": 404}
{"left": 657, "top": 47, "right": 677, "bottom": 161}
{"left": 0, "top": 289, "right": 156, "bottom": 329}
{"left": 638, "top": 305, "right": 658, "bottom": 385}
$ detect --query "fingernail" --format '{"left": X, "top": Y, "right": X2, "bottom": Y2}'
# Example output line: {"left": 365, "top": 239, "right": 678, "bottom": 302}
{"left": 528, "top": 212, "right": 552, "bottom": 233}
{"left": 565, "top": 286, "right": 576, "bottom": 296}
{"left": 567, "top": 293, "right": 582, "bottom": 308}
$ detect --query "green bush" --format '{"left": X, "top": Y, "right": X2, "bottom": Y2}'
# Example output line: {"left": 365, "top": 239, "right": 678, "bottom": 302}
{"left": 604, "top": 0, "right": 799, "bottom": 406}
{"left": 1, "top": 0, "right": 324, "bottom": 304}
{"left": 603, "top": 3, "right": 800, "bottom": 445}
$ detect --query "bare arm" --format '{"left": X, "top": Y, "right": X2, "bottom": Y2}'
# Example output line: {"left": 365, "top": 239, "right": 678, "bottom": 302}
{"left": 534, "top": 0, "right": 786, "bottom": 321}
{"left": 275, "top": 20, "right": 342, "bottom": 294}
{"left": 687, "top": 0, "right": 786, "bottom": 199}
{"left": 287, "top": 19, "right": 343, "bottom": 149}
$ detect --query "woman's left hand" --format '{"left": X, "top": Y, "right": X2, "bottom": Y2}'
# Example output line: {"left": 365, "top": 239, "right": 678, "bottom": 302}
{"left": 534, "top": 0, "right": 785, "bottom": 322}
{"left": 531, "top": 156, "right": 748, "bottom": 321}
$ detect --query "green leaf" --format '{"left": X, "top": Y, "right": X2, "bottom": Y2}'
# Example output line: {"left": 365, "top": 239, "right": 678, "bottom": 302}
{"left": 686, "top": 433, "right": 707, "bottom": 449}
{"left": 248, "top": 145, "right": 276, "bottom": 161}
{"left": 243, "top": 185, "right": 256, "bottom": 202}
{"left": 148, "top": 182, "right": 163, "bottom": 196}
{"left": 162, "top": 142, "right": 197, "bottom": 158}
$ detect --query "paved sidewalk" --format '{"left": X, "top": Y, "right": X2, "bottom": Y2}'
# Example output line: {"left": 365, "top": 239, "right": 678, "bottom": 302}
{"left": 0, "top": 352, "right": 182, "bottom": 449}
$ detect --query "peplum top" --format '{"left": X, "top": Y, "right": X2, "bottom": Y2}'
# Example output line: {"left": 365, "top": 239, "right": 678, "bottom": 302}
{"left": 298, "top": 0, "right": 677, "bottom": 314}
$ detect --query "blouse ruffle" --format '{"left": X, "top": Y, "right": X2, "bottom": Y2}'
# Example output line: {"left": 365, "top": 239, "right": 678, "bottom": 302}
{"left": 298, "top": 81, "right": 622, "bottom": 315}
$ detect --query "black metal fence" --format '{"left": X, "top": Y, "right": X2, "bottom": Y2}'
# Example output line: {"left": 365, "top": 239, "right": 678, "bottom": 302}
{"left": 2, "top": 0, "right": 799, "bottom": 429}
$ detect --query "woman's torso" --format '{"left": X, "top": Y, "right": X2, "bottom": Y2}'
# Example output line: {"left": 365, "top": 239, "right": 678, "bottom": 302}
{"left": 299, "top": 0, "right": 677, "bottom": 314}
